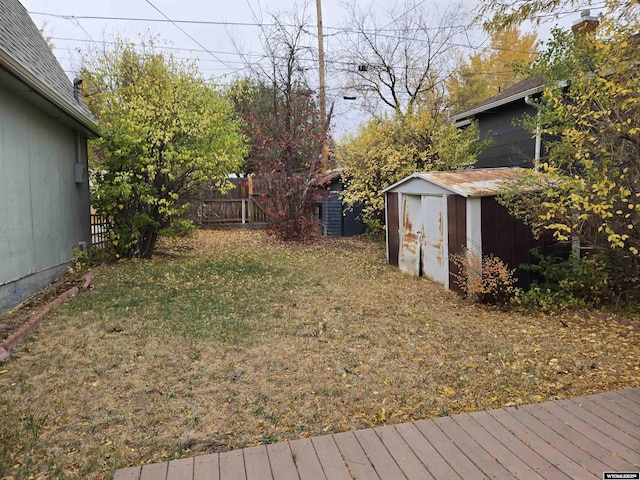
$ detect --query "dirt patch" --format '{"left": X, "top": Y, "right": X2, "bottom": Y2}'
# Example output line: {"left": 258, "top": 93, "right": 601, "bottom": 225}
{"left": 0, "top": 271, "right": 89, "bottom": 343}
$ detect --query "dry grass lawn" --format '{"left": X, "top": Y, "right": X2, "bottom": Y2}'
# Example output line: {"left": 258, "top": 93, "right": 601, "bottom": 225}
{"left": 1, "top": 229, "right": 638, "bottom": 479}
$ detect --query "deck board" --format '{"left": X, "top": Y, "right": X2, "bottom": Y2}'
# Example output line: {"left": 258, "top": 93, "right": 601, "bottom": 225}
{"left": 432, "top": 415, "right": 516, "bottom": 479}
{"left": 510, "top": 404, "right": 614, "bottom": 475}
{"left": 140, "top": 462, "right": 168, "bottom": 480}
{"left": 617, "top": 387, "right": 640, "bottom": 407}
{"left": 219, "top": 449, "right": 246, "bottom": 480}
{"left": 468, "top": 409, "right": 571, "bottom": 480}
{"left": 167, "top": 457, "right": 194, "bottom": 480}
{"left": 394, "top": 422, "right": 461, "bottom": 479}
{"left": 353, "top": 428, "right": 407, "bottom": 479}
{"left": 543, "top": 401, "right": 640, "bottom": 465}
{"left": 289, "top": 438, "right": 326, "bottom": 480}
{"left": 553, "top": 398, "right": 640, "bottom": 454}
{"left": 603, "top": 391, "right": 640, "bottom": 420}
{"left": 333, "top": 431, "right": 381, "bottom": 479}
{"left": 373, "top": 425, "right": 434, "bottom": 480}
{"left": 451, "top": 412, "right": 546, "bottom": 480}
{"left": 113, "top": 387, "right": 640, "bottom": 480}
{"left": 265, "top": 441, "right": 298, "bottom": 480}
{"left": 243, "top": 445, "right": 272, "bottom": 480}
{"left": 113, "top": 467, "right": 141, "bottom": 480}
{"left": 309, "top": 434, "right": 352, "bottom": 480}
{"left": 194, "top": 454, "right": 219, "bottom": 480}
{"left": 413, "top": 417, "right": 486, "bottom": 478}
{"left": 564, "top": 395, "right": 640, "bottom": 441}
{"left": 488, "top": 407, "right": 596, "bottom": 479}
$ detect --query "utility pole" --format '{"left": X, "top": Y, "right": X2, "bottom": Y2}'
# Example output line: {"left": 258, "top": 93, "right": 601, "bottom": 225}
{"left": 315, "top": 0, "right": 328, "bottom": 171}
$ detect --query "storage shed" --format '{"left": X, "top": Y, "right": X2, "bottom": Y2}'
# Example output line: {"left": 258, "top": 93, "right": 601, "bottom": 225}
{"left": 383, "top": 168, "right": 541, "bottom": 291}
{"left": 312, "top": 170, "right": 365, "bottom": 237}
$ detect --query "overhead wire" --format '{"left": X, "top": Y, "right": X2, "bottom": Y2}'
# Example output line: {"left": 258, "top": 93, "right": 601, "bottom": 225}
{"left": 141, "top": 0, "right": 238, "bottom": 75}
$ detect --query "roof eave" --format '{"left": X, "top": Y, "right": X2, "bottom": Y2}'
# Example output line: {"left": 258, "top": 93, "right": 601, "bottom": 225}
{"left": 0, "top": 50, "right": 99, "bottom": 136}
{"left": 452, "top": 85, "right": 543, "bottom": 122}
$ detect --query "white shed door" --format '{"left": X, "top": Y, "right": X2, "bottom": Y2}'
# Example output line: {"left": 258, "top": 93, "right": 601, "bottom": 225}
{"left": 420, "top": 196, "right": 447, "bottom": 286}
{"left": 399, "top": 195, "right": 421, "bottom": 276}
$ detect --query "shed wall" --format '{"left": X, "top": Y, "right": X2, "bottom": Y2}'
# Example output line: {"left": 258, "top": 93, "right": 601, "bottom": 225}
{"left": 322, "top": 191, "right": 343, "bottom": 237}
{"left": 480, "top": 196, "right": 535, "bottom": 288}
{"left": 0, "top": 86, "right": 91, "bottom": 312}
{"left": 447, "top": 195, "right": 466, "bottom": 293}
{"left": 386, "top": 192, "right": 399, "bottom": 265}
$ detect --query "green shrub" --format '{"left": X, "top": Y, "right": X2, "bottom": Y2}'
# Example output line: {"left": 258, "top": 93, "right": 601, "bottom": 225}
{"left": 513, "top": 251, "right": 616, "bottom": 312}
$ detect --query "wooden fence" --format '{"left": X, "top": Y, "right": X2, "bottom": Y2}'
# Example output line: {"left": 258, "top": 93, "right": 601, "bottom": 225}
{"left": 184, "top": 196, "right": 267, "bottom": 225}
{"left": 182, "top": 176, "right": 269, "bottom": 226}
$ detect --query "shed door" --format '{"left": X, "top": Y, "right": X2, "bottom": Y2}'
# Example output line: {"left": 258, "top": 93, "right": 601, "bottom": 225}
{"left": 420, "top": 196, "right": 447, "bottom": 286}
{"left": 399, "top": 195, "right": 421, "bottom": 276}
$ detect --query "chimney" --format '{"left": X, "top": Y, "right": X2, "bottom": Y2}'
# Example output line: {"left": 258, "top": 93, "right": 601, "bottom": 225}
{"left": 572, "top": 9, "right": 599, "bottom": 35}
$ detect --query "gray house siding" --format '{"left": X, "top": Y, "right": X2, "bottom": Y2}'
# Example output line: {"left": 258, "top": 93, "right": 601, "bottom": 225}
{"left": 0, "top": 0, "right": 98, "bottom": 313}
{"left": 0, "top": 86, "right": 91, "bottom": 312}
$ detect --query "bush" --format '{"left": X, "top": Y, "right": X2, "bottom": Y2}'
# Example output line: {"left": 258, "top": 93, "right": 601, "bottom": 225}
{"left": 450, "top": 249, "right": 518, "bottom": 306}
{"left": 513, "top": 251, "right": 617, "bottom": 312}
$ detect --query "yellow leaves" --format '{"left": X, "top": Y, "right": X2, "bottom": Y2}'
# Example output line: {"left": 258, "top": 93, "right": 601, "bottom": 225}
{"left": 441, "top": 386, "right": 456, "bottom": 395}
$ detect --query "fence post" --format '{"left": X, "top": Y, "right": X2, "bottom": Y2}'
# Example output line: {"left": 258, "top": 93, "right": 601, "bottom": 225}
{"left": 242, "top": 199, "right": 246, "bottom": 225}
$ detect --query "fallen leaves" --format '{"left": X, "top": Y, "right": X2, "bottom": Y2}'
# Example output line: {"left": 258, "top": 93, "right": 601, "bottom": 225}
{"left": 0, "top": 229, "right": 638, "bottom": 479}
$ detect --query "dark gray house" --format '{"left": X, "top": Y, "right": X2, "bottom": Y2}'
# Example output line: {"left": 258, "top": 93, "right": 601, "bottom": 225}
{"left": 452, "top": 13, "right": 600, "bottom": 171}
{"left": 0, "top": 0, "right": 99, "bottom": 313}
{"left": 452, "top": 77, "right": 544, "bottom": 170}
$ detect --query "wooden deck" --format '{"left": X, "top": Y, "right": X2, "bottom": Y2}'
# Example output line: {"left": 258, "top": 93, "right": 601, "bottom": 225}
{"left": 114, "top": 387, "right": 640, "bottom": 480}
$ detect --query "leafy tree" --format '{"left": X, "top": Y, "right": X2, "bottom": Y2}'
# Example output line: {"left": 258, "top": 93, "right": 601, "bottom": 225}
{"left": 447, "top": 27, "right": 538, "bottom": 113}
{"left": 83, "top": 41, "right": 247, "bottom": 258}
{"left": 229, "top": 7, "right": 328, "bottom": 241}
{"left": 338, "top": 107, "right": 487, "bottom": 227}
{"left": 498, "top": 13, "right": 640, "bottom": 301}
{"left": 478, "top": 0, "right": 636, "bottom": 32}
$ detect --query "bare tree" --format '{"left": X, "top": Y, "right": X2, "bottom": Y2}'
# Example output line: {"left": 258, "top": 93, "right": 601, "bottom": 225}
{"left": 338, "top": 1, "right": 471, "bottom": 117}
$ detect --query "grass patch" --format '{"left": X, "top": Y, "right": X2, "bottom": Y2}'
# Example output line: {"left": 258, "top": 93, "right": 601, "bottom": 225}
{"left": 0, "top": 229, "right": 638, "bottom": 479}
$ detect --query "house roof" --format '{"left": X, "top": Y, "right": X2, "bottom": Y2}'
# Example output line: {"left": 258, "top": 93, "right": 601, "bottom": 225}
{"left": 452, "top": 77, "right": 543, "bottom": 123}
{"left": 311, "top": 168, "right": 343, "bottom": 187}
{"left": 0, "top": 0, "right": 99, "bottom": 135}
{"left": 383, "top": 167, "right": 530, "bottom": 197}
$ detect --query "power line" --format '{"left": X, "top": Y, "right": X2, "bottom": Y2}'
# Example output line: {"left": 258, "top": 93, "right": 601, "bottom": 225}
{"left": 28, "top": 11, "right": 287, "bottom": 28}
{"left": 31, "top": 10, "right": 549, "bottom": 56}
{"left": 141, "top": 0, "right": 237, "bottom": 74}
{"left": 49, "top": 36, "right": 258, "bottom": 59}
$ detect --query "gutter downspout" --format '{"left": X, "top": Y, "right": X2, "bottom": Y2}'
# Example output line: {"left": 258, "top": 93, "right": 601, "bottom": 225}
{"left": 524, "top": 95, "right": 541, "bottom": 172}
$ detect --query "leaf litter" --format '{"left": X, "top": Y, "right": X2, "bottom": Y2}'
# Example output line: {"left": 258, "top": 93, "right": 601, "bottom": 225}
{"left": 0, "top": 229, "right": 638, "bottom": 479}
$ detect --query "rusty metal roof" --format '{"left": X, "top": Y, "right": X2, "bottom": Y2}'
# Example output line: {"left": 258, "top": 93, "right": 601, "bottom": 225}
{"left": 418, "top": 168, "right": 529, "bottom": 196}
{"left": 384, "top": 167, "right": 531, "bottom": 197}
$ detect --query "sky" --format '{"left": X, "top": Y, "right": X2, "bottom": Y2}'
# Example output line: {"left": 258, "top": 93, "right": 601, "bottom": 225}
{"left": 18, "top": 0, "right": 586, "bottom": 136}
